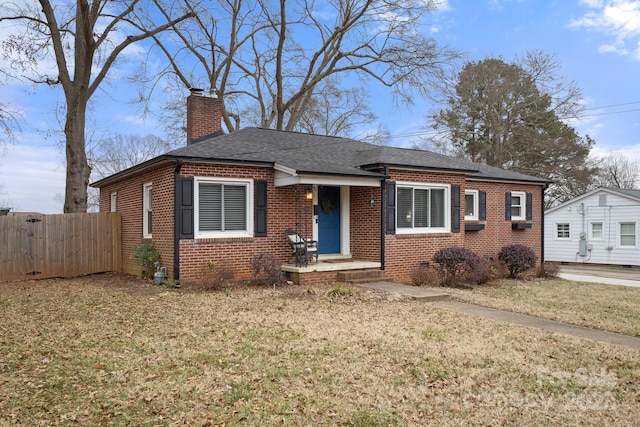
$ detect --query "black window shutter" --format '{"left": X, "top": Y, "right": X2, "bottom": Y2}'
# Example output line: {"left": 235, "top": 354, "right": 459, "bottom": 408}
{"left": 178, "top": 177, "right": 194, "bottom": 239}
{"left": 451, "top": 185, "right": 460, "bottom": 233}
{"left": 505, "top": 192, "right": 512, "bottom": 221}
{"left": 254, "top": 180, "right": 268, "bottom": 237}
{"left": 479, "top": 191, "right": 487, "bottom": 221}
{"left": 526, "top": 192, "right": 533, "bottom": 221}
{"left": 385, "top": 181, "right": 396, "bottom": 235}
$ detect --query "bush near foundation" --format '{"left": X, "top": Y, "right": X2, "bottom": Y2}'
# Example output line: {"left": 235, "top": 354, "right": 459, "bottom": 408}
{"left": 251, "top": 253, "right": 286, "bottom": 286}
{"left": 412, "top": 264, "right": 440, "bottom": 287}
{"left": 432, "top": 246, "right": 483, "bottom": 287}
{"left": 478, "top": 257, "right": 507, "bottom": 284}
{"left": 498, "top": 244, "right": 538, "bottom": 278}
{"left": 132, "top": 242, "right": 161, "bottom": 279}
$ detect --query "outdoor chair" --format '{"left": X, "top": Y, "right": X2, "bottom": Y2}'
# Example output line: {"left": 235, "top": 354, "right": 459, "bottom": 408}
{"left": 285, "top": 229, "right": 318, "bottom": 266}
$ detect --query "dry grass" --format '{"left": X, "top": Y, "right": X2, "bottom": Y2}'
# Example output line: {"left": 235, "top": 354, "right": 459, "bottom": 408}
{"left": 444, "top": 277, "right": 640, "bottom": 337}
{"left": 0, "top": 273, "right": 638, "bottom": 426}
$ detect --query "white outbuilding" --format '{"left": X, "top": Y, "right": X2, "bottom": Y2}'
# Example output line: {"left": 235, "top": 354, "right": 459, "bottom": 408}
{"left": 545, "top": 188, "right": 640, "bottom": 266}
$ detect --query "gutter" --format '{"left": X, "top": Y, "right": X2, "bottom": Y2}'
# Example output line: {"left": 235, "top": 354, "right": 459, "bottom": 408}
{"left": 174, "top": 160, "right": 183, "bottom": 285}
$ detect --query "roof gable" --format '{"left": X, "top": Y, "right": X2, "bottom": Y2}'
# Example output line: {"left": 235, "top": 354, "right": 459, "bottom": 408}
{"left": 545, "top": 187, "right": 640, "bottom": 214}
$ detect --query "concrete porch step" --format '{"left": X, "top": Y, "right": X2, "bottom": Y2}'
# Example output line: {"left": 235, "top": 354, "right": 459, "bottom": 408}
{"left": 357, "top": 282, "right": 451, "bottom": 302}
{"left": 337, "top": 269, "right": 389, "bottom": 283}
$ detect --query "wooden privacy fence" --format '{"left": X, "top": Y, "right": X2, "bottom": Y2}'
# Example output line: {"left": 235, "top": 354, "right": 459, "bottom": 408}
{"left": 0, "top": 212, "right": 121, "bottom": 282}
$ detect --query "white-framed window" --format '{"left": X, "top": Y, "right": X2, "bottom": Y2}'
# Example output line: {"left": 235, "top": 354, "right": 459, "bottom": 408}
{"left": 465, "top": 190, "right": 479, "bottom": 220}
{"left": 143, "top": 183, "right": 153, "bottom": 238}
{"left": 110, "top": 192, "right": 117, "bottom": 212}
{"left": 619, "top": 222, "right": 636, "bottom": 247}
{"left": 556, "top": 223, "right": 570, "bottom": 239}
{"left": 590, "top": 222, "right": 603, "bottom": 240}
{"left": 396, "top": 182, "right": 450, "bottom": 233}
{"left": 195, "top": 177, "right": 253, "bottom": 238}
{"left": 510, "top": 191, "right": 526, "bottom": 220}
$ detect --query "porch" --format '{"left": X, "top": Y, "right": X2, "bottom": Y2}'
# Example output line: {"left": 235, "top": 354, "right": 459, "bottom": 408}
{"left": 282, "top": 254, "right": 383, "bottom": 285}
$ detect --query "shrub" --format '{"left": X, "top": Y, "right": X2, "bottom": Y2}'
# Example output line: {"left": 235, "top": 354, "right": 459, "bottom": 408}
{"left": 478, "top": 257, "right": 506, "bottom": 284}
{"left": 132, "top": 242, "right": 160, "bottom": 279}
{"left": 498, "top": 244, "right": 538, "bottom": 278}
{"left": 202, "top": 261, "right": 236, "bottom": 290}
{"left": 251, "top": 253, "right": 285, "bottom": 286}
{"left": 432, "top": 247, "right": 483, "bottom": 287}
{"left": 412, "top": 264, "right": 440, "bottom": 287}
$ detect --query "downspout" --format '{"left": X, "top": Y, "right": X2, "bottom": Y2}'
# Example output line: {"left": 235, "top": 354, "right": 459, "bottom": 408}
{"left": 541, "top": 183, "right": 548, "bottom": 264}
{"left": 380, "top": 166, "right": 389, "bottom": 270}
{"left": 174, "top": 159, "right": 183, "bottom": 285}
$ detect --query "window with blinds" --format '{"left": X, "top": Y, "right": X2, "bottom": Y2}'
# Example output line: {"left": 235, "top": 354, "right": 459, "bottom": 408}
{"left": 396, "top": 183, "right": 448, "bottom": 233}
{"left": 195, "top": 178, "right": 252, "bottom": 237}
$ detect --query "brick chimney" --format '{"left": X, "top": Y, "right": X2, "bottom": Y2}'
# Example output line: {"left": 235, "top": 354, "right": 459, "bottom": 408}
{"left": 186, "top": 90, "right": 222, "bottom": 144}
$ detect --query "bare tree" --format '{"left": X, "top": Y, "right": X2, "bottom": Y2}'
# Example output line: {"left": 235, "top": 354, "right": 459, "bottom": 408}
{"left": 593, "top": 153, "right": 640, "bottom": 189}
{"left": 0, "top": 1, "right": 194, "bottom": 212}
{"left": 83, "top": 133, "right": 176, "bottom": 211}
{"left": 0, "top": 72, "right": 21, "bottom": 147}
{"left": 143, "top": 0, "right": 459, "bottom": 137}
{"left": 90, "top": 133, "right": 178, "bottom": 179}
{"left": 0, "top": 100, "right": 20, "bottom": 147}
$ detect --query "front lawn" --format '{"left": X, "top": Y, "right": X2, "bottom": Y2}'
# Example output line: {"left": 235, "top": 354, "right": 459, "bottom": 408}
{"left": 0, "top": 274, "right": 638, "bottom": 426}
{"left": 443, "top": 277, "right": 640, "bottom": 337}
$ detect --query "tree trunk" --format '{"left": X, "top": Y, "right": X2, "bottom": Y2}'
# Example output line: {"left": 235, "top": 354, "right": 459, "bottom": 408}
{"left": 63, "top": 93, "right": 90, "bottom": 213}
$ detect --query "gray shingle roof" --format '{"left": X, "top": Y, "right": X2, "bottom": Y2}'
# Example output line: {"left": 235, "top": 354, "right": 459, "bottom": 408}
{"left": 466, "top": 162, "right": 554, "bottom": 184}
{"left": 611, "top": 188, "right": 640, "bottom": 200}
{"left": 93, "top": 127, "right": 550, "bottom": 186}
{"left": 168, "top": 127, "right": 384, "bottom": 177}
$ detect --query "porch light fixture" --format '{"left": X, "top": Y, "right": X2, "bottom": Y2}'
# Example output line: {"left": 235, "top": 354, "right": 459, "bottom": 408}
{"left": 306, "top": 190, "right": 313, "bottom": 200}
{"left": 369, "top": 198, "right": 375, "bottom": 206}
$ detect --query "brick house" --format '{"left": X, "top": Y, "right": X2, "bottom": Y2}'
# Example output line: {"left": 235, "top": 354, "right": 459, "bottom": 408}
{"left": 92, "top": 93, "right": 550, "bottom": 285}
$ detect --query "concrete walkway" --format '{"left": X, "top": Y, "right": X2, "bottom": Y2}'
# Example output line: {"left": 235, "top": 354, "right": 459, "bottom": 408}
{"left": 356, "top": 281, "right": 640, "bottom": 349}
{"left": 356, "top": 281, "right": 450, "bottom": 301}
{"left": 433, "top": 300, "right": 640, "bottom": 349}
{"left": 557, "top": 264, "right": 640, "bottom": 288}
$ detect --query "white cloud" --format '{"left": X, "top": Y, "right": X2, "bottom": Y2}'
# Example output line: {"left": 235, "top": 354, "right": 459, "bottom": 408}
{"left": 591, "top": 142, "right": 640, "bottom": 162}
{"left": 615, "top": 143, "right": 640, "bottom": 161}
{"left": 0, "top": 143, "right": 65, "bottom": 214}
{"left": 598, "top": 43, "right": 629, "bottom": 54}
{"left": 571, "top": 0, "right": 640, "bottom": 59}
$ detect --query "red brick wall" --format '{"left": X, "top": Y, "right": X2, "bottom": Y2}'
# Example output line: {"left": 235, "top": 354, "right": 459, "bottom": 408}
{"left": 177, "top": 163, "right": 309, "bottom": 284}
{"left": 464, "top": 181, "right": 544, "bottom": 263}
{"left": 383, "top": 170, "right": 467, "bottom": 282}
{"left": 99, "top": 159, "right": 545, "bottom": 285}
{"left": 186, "top": 94, "right": 222, "bottom": 143}
{"left": 99, "top": 164, "right": 175, "bottom": 277}
{"left": 350, "top": 186, "right": 381, "bottom": 262}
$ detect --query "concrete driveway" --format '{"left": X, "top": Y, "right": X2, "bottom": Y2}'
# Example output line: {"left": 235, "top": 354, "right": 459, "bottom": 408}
{"left": 556, "top": 263, "right": 640, "bottom": 287}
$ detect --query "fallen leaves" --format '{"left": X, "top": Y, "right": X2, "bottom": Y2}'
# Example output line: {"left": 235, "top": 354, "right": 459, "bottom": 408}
{"left": 0, "top": 275, "right": 638, "bottom": 426}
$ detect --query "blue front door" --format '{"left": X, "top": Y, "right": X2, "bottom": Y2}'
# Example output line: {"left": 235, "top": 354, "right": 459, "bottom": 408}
{"left": 318, "top": 186, "right": 341, "bottom": 254}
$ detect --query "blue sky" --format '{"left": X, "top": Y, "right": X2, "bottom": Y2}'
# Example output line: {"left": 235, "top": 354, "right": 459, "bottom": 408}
{"left": 1, "top": 0, "right": 639, "bottom": 213}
